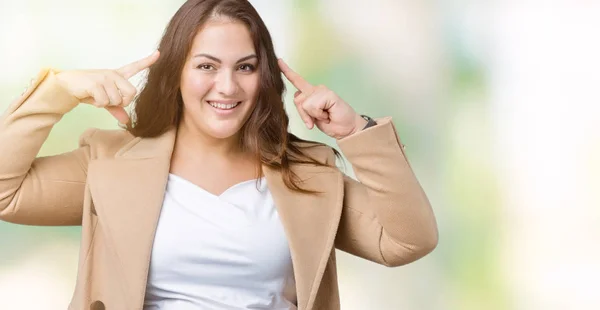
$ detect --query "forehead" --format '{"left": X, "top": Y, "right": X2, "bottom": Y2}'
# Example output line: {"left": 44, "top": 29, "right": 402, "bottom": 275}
{"left": 189, "top": 20, "right": 256, "bottom": 59}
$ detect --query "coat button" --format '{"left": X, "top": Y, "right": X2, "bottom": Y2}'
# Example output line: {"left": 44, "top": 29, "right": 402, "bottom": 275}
{"left": 90, "top": 300, "right": 105, "bottom": 310}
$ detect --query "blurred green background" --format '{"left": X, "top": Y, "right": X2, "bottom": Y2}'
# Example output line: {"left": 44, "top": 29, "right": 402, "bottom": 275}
{"left": 1, "top": 0, "right": 599, "bottom": 309}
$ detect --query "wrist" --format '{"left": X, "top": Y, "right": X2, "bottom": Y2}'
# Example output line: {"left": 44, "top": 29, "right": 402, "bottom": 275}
{"left": 337, "top": 114, "right": 368, "bottom": 140}
{"left": 355, "top": 114, "right": 369, "bottom": 131}
{"left": 360, "top": 114, "right": 377, "bottom": 129}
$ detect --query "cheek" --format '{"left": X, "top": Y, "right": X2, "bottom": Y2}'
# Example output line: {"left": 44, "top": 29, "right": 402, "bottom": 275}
{"left": 181, "top": 71, "right": 212, "bottom": 100}
{"left": 240, "top": 76, "right": 260, "bottom": 101}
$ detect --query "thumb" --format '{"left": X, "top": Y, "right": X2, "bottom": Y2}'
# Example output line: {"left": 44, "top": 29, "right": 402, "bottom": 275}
{"left": 315, "top": 110, "right": 330, "bottom": 122}
{"left": 104, "top": 106, "right": 130, "bottom": 125}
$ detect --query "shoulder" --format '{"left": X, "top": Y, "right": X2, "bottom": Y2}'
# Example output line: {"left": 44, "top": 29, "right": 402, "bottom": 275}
{"left": 78, "top": 127, "right": 136, "bottom": 158}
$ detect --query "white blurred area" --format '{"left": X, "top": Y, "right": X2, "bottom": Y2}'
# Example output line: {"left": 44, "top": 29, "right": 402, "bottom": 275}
{"left": 0, "top": 243, "right": 80, "bottom": 309}
{"left": 488, "top": 2, "right": 600, "bottom": 310}
{"left": 1, "top": 0, "right": 599, "bottom": 309}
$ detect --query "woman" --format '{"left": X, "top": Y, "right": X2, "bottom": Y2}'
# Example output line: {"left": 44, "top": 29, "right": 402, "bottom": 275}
{"left": 0, "top": 0, "right": 438, "bottom": 309}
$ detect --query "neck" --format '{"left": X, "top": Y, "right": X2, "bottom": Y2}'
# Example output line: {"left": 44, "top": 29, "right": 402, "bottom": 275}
{"left": 174, "top": 121, "right": 246, "bottom": 161}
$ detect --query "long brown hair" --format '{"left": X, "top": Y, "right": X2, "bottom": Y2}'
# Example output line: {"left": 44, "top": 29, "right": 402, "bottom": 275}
{"left": 127, "top": 0, "right": 340, "bottom": 194}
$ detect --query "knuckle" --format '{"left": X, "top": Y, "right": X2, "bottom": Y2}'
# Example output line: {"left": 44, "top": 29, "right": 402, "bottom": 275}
{"left": 122, "top": 92, "right": 133, "bottom": 101}
{"left": 92, "top": 80, "right": 104, "bottom": 89}
{"left": 98, "top": 74, "right": 110, "bottom": 83}
{"left": 122, "top": 92, "right": 136, "bottom": 104}
{"left": 114, "top": 68, "right": 124, "bottom": 77}
{"left": 127, "top": 87, "right": 138, "bottom": 97}
{"left": 97, "top": 97, "right": 110, "bottom": 107}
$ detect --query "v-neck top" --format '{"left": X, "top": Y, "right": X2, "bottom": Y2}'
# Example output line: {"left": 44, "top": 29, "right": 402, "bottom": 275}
{"left": 143, "top": 173, "right": 297, "bottom": 310}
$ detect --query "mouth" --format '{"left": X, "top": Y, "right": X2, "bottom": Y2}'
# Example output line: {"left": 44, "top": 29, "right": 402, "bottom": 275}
{"left": 207, "top": 101, "right": 242, "bottom": 111}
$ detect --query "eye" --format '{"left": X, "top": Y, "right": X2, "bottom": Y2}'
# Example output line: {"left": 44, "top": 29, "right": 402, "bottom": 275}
{"left": 197, "top": 64, "right": 215, "bottom": 71}
{"left": 238, "top": 64, "right": 256, "bottom": 72}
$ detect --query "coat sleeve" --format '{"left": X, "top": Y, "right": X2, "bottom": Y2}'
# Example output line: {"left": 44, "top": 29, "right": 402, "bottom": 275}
{"left": 0, "top": 68, "right": 94, "bottom": 226}
{"left": 333, "top": 117, "right": 438, "bottom": 267}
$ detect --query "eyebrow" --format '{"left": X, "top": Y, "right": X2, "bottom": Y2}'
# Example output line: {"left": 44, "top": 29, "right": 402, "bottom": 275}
{"left": 193, "top": 53, "right": 258, "bottom": 63}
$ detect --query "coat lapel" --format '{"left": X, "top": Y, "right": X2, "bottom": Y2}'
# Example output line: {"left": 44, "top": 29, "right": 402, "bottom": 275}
{"left": 87, "top": 128, "right": 344, "bottom": 310}
{"left": 87, "top": 129, "right": 176, "bottom": 309}
{"left": 262, "top": 163, "right": 343, "bottom": 309}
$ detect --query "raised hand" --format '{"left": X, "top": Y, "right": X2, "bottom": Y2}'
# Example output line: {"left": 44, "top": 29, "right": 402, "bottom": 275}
{"left": 55, "top": 51, "right": 160, "bottom": 124}
{"left": 278, "top": 59, "right": 367, "bottom": 140}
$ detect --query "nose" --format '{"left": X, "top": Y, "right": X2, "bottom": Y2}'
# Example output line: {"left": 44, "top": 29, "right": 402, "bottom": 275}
{"left": 214, "top": 70, "right": 239, "bottom": 96}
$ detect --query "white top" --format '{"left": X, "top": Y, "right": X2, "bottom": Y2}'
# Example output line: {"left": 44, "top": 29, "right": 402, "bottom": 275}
{"left": 143, "top": 173, "right": 297, "bottom": 310}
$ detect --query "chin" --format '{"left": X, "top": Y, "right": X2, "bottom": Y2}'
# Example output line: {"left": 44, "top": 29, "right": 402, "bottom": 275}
{"left": 207, "top": 130, "right": 242, "bottom": 140}
{"left": 204, "top": 120, "right": 245, "bottom": 139}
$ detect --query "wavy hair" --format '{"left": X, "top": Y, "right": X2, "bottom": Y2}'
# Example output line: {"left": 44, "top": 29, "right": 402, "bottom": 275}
{"left": 126, "top": 0, "right": 341, "bottom": 193}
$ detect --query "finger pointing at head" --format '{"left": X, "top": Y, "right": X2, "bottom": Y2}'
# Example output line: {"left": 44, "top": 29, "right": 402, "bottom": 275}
{"left": 278, "top": 58, "right": 314, "bottom": 94}
{"left": 117, "top": 50, "right": 161, "bottom": 79}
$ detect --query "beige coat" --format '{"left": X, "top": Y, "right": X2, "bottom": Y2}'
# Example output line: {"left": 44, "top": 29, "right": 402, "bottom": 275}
{"left": 0, "top": 69, "right": 438, "bottom": 310}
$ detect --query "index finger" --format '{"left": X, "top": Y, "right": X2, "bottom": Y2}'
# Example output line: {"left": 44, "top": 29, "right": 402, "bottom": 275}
{"left": 117, "top": 50, "right": 160, "bottom": 79}
{"left": 278, "top": 58, "right": 314, "bottom": 93}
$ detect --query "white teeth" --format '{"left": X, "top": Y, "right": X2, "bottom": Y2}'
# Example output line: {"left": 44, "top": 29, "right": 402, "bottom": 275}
{"left": 209, "top": 101, "right": 240, "bottom": 110}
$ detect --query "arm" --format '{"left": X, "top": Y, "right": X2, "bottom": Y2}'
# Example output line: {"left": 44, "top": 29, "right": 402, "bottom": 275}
{"left": 275, "top": 60, "right": 438, "bottom": 264}
{"left": 0, "top": 69, "right": 92, "bottom": 225}
{"left": 333, "top": 117, "right": 438, "bottom": 267}
{"left": 0, "top": 53, "right": 160, "bottom": 225}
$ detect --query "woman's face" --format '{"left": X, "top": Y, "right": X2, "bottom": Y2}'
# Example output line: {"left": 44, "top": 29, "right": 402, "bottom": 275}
{"left": 179, "top": 19, "right": 260, "bottom": 140}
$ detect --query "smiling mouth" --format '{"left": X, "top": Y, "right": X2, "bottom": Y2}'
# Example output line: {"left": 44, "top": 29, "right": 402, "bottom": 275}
{"left": 207, "top": 101, "right": 242, "bottom": 110}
